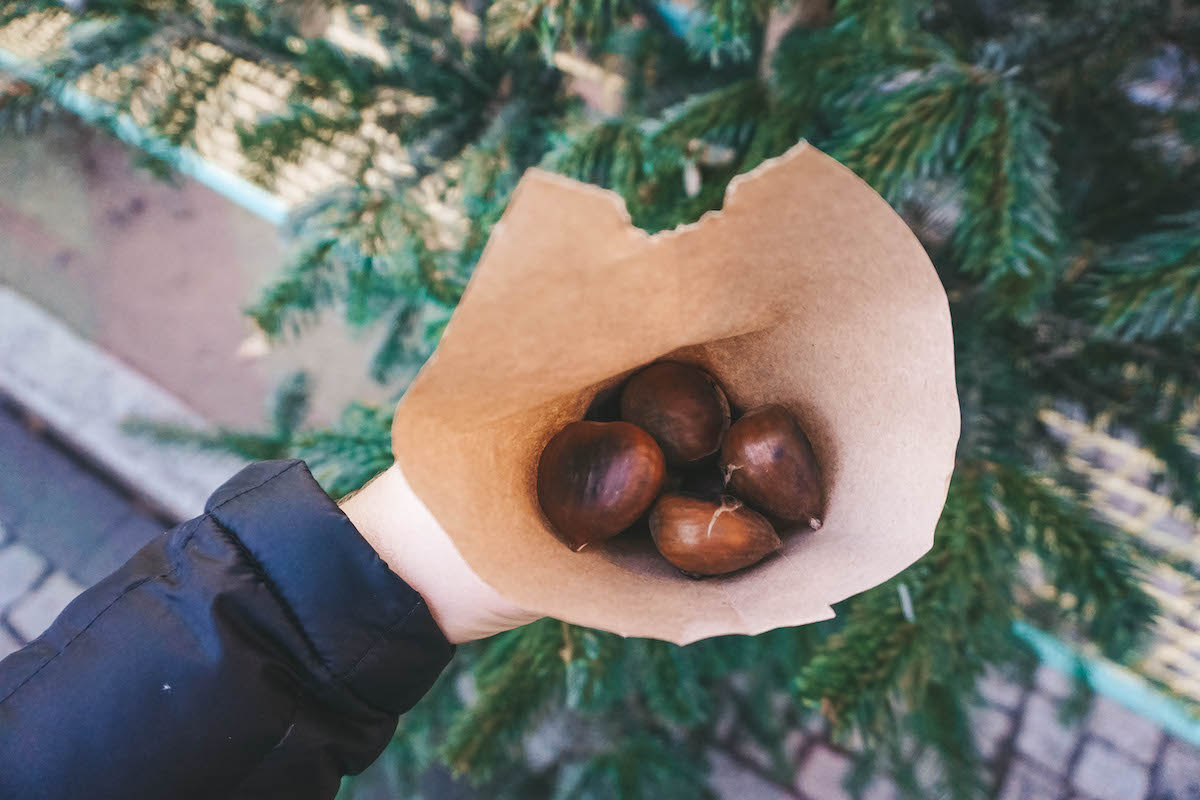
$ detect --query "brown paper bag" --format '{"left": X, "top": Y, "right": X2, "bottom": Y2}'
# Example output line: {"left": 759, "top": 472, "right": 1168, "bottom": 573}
{"left": 392, "top": 142, "right": 959, "bottom": 644}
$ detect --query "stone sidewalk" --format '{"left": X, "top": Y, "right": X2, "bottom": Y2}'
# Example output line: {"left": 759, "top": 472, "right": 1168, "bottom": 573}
{"left": 2, "top": 395, "right": 1199, "bottom": 799}
{"left": 0, "top": 397, "right": 168, "bottom": 658}
{"left": 709, "top": 663, "right": 1200, "bottom": 800}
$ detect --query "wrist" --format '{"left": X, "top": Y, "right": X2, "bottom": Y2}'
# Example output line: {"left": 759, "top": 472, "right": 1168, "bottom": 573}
{"left": 340, "top": 464, "right": 539, "bottom": 643}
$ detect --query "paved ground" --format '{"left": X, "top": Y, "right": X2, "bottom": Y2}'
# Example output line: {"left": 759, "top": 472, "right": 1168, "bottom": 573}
{"left": 0, "top": 396, "right": 170, "bottom": 654}
{"left": 711, "top": 664, "right": 1200, "bottom": 800}
{"left": 2, "top": 396, "right": 1198, "bottom": 798}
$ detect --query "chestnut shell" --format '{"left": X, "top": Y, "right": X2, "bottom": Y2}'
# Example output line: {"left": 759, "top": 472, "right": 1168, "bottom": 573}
{"left": 537, "top": 421, "right": 667, "bottom": 551}
{"left": 649, "top": 493, "right": 781, "bottom": 576}
{"left": 619, "top": 361, "right": 731, "bottom": 464}
{"left": 720, "top": 404, "right": 823, "bottom": 525}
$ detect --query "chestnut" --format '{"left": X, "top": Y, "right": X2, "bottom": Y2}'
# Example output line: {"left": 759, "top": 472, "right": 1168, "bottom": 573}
{"left": 719, "top": 404, "right": 822, "bottom": 527}
{"left": 537, "top": 421, "right": 667, "bottom": 551}
{"left": 649, "top": 493, "right": 781, "bottom": 576}
{"left": 619, "top": 361, "right": 730, "bottom": 465}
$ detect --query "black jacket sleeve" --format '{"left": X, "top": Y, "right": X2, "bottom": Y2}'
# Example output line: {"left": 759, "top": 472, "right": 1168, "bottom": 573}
{"left": 0, "top": 460, "right": 454, "bottom": 800}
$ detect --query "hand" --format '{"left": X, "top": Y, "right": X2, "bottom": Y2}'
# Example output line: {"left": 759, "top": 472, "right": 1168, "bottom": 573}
{"left": 340, "top": 464, "right": 543, "bottom": 643}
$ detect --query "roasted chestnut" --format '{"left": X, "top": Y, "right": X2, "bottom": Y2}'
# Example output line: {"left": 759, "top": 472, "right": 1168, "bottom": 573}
{"left": 649, "top": 493, "right": 781, "bottom": 576}
{"left": 537, "top": 421, "right": 667, "bottom": 551}
{"left": 720, "top": 404, "right": 822, "bottom": 527}
{"left": 619, "top": 361, "right": 731, "bottom": 465}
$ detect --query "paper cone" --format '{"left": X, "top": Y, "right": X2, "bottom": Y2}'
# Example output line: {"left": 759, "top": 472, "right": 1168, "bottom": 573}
{"left": 392, "top": 142, "right": 959, "bottom": 645}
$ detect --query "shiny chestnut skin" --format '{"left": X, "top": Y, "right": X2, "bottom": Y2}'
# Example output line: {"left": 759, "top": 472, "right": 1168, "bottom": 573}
{"left": 619, "top": 361, "right": 731, "bottom": 465}
{"left": 537, "top": 421, "right": 667, "bottom": 551}
{"left": 649, "top": 493, "right": 781, "bottom": 576}
{"left": 719, "top": 404, "right": 823, "bottom": 526}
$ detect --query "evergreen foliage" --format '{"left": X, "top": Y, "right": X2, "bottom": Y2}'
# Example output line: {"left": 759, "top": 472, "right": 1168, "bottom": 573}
{"left": 11, "top": 0, "right": 1200, "bottom": 796}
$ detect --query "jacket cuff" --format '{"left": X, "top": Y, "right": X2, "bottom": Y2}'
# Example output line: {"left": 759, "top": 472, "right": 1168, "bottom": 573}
{"left": 204, "top": 460, "right": 454, "bottom": 714}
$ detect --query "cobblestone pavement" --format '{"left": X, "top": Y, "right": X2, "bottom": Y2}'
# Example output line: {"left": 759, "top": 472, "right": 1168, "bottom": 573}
{"left": 2, "top": 396, "right": 1199, "bottom": 799}
{"left": 709, "top": 663, "right": 1200, "bottom": 799}
{"left": 0, "top": 397, "right": 170, "bottom": 658}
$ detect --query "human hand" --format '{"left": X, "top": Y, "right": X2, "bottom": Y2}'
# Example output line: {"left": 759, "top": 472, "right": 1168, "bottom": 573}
{"left": 340, "top": 464, "right": 543, "bottom": 643}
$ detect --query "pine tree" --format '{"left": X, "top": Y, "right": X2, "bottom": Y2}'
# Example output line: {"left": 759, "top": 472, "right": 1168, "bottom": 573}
{"left": 5, "top": 0, "right": 1199, "bottom": 797}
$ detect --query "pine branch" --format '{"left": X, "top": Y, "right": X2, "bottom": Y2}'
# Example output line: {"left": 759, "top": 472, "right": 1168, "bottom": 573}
{"left": 683, "top": 0, "right": 782, "bottom": 63}
{"left": 545, "top": 120, "right": 653, "bottom": 196}
{"left": 550, "top": 733, "right": 717, "bottom": 800}
{"left": 486, "top": 0, "right": 638, "bottom": 53}
{"left": 545, "top": 82, "right": 777, "bottom": 231}
{"left": 1022, "top": 315, "right": 1200, "bottom": 517}
{"left": 150, "top": 51, "right": 236, "bottom": 147}
{"left": 768, "top": 7, "right": 958, "bottom": 166}
{"left": 157, "top": 13, "right": 299, "bottom": 70}
{"left": 833, "top": 0, "right": 926, "bottom": 48}
{"left": 950, "top": 77, "right": 1060, "bottom": 316}
{"left": 1032, "top": 313, "right": 1200, "bottom": 394}
{"left": 253, "top": 186, "right": 440, "bottom": 341}
{"left": 543, "top": 120, "right": 685, "bottom": 229}
{"left": 369, "top": 304, "right": 426, "bottom": 383}
{"left": 1080, "top": 212, "right": 1200, "bottom": 341}
{"left": 41, "top": 13, "right": 163, "bottom": 86}
{"left": 989, "top": 463, "right": 1159, "bottom": 660}
{"left": 441, "top": 620, "right": 567, "bottom": 779}
{"left": 791, "top": 457, "right": 1156, "bottom": 795}
{"left": 794, "top": 488, "right": 1008, "bottom": 723}
{"left": 793, "top": 473, "right": 1016, "bottom": 798}
{"left": 246, "top": 238, "right": 340, "bottom": 337}
{"left": 237, "top": 105, "right": 365, "bottom": 184}
{"left": 630, "top": 640, "right": 712, "bottom": 726}
{"left": 269, "top": 371, "right": 312, "bottom": 438}
{"left": 949, "top": 309, "right": 1053, "bottom": 466}
{"left": 1135, "top": 418, "right": 1200, "bottom": 513}
{"left": 120, "top": 371, "right": 310, "bottom": 462}
{"left": 1003, "top": 1, "right": 1157, "bottom": 84}
{"left": 119, "top": 419, "right": 291, "bottom": 461}
{"left": 292, "top": 403, "right": 396, "bottom": 497}
{"left": 0, "top": 0, "right": 51, "bottom": 29}
{"left": 832, "top": 65, "right": 973, "bottom": 205}
{"left": 250, "top": 92, "right": 547, "bottom": 375}
{"left": 792, "top": 30, "right": 1061, "bottom": 317}
{"left": 652, "top": 77, "right": 767, "bottom": 152}
{"left": 347, "top": 1, "right": 497, "bottom": 97}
